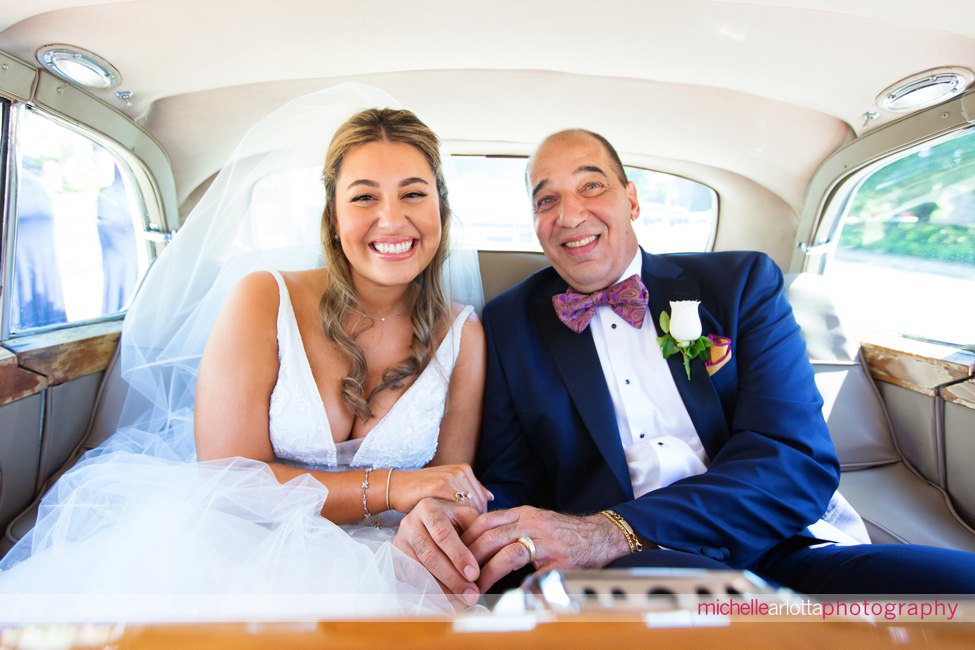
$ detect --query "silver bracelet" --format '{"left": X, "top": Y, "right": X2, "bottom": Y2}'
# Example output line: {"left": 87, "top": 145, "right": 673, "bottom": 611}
{"left": 361, "top": 468, "right": 374, "bottom": 519}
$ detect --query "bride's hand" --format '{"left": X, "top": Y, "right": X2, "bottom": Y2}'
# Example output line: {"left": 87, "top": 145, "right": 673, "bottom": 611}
{"left": 390, "top": 464, "right": 492, "bottom": 514}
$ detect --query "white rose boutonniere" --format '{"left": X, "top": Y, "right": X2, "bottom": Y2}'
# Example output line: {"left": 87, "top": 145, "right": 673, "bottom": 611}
{"left": 658, "top": 300, "right": 712, "bottom": 380}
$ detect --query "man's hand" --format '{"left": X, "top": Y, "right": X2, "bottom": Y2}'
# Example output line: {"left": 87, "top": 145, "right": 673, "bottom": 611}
{"left": 392, "top": 497, "right": 482, "bottom": 605}
{"left": 461, "top": 506, "right": 632, "bottom": 592}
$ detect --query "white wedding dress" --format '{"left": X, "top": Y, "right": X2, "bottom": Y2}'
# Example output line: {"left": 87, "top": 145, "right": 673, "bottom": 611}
{"left": 0, "top": 271, "right": 474, "bottom": 623}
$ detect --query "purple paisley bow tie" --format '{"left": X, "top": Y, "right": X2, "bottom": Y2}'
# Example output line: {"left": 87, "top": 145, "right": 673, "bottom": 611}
{"left": 552, "top": 274, "right": 649, "bottom": 334}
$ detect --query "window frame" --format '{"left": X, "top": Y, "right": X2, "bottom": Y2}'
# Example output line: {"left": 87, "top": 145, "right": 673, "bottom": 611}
{"left": 1, "top": 103, "right": 160, "bottom": 340}
{"left": 793, "top": 89, "right": 975, "bottom": 361}
{"left": 795, "top": 90, "right": 975, "bottom": 275}
{"left": 1, "top": 97, "right": 14, "bottom": 340}
{"left": 627, "top": 164, "right": 720, "bottom": 255}
{"left": 806, "top": 124, "right": 975, "bottom": 276}
{"left": 820, "top": 125, "right": 975, "bottom": 347}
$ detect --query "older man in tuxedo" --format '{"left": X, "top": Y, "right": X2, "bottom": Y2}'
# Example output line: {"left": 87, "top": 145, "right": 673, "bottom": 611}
{"left": 394, "top": 128, "right": 975, "bottom": 603}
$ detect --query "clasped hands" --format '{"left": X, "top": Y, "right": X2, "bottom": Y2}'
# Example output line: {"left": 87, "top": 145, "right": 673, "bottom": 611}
{"left": 393, "top": 497, "right": 631, "bottom": 605}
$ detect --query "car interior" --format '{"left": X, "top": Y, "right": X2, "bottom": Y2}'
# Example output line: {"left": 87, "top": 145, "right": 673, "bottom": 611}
{"left": 1, "top": 0, "right": 974, "bottom": 635}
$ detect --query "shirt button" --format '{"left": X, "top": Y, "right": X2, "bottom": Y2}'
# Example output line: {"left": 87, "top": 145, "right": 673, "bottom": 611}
{"left": 611, "top": 323, "right": 617, "bottom": 329}
{"left": 639, "top": 433, "right": 645, "bottom": 439}
{"left": 624, "top": 379, "right": 631, "bottom": 385}
{"left": 657, "top": 442, "right": 665, "bottom": 446}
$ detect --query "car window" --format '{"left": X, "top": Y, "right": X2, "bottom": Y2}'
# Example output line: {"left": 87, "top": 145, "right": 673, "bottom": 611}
{"left": 446, "top": 156, "right": 717, "bottom": 253}
{"left": 5, "top": 106, "right": 152, "bottom": 336}
{"left": 240, "top": 156, "right": 718, "bottom": 255}
{"left": 823, "top": 127, "right": 975, "bottom": 346}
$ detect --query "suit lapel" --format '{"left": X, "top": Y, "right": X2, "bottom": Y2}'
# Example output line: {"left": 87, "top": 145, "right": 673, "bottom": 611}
{"left": 642, "top": 252, "right": 731, "bottom": 460}
{"left": 532, "top": 284, "right": 633, "bottom": 498}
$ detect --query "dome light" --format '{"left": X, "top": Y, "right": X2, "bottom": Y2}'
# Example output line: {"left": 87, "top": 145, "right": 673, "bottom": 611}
{"left": 36, "top": 44, "right": 120, "bottom": 89}
{"left": 877, "top": 68, "right": 973, "bottom": 113}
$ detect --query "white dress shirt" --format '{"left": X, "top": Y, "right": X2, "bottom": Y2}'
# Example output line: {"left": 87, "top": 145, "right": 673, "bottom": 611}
{"left": 589, "top": 251, "right": 709, "bottom": 498}
{"left": 588, "top": 252, "right": 869, "bottom": 546}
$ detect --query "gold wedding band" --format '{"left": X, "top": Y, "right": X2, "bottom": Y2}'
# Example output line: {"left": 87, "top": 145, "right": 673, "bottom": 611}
{"left": 454, "top": 491, "right": 472, "bottom": 502}
{"left": 516, "top": 536, "right": 537, "bottom": 564}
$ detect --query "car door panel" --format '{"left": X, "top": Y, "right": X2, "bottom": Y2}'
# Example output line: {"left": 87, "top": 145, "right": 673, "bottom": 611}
{"left": 945, "top": 394, "right": 975, "bottom": 526}
{"left": 0, "top": 394, "right": 41, "bottom": 537}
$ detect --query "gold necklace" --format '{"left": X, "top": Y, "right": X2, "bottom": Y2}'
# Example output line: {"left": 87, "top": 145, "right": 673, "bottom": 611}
{"left": 354, "top": 288, "right": 415, "bottom": 324}
{"left": 357, "top": 309, "right": 403, "bottom": 323}
{"left": 353, "top": 305, "right": 406, "bottom": 323}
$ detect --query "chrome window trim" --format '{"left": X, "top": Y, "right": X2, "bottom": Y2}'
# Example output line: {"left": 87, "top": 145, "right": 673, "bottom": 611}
{"left": 30, "top": 69, "right": 176, "bottom": 234}
{"left": 1, "top": 99, "right": 16, "bottom": 341}
{"left": 800, "top": 124, "right": 975, "bottom": 275}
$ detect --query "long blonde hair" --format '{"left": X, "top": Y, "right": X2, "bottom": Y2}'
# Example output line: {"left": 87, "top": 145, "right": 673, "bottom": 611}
{"left": 320, "top": 108, "right": 452, "bottom": 421}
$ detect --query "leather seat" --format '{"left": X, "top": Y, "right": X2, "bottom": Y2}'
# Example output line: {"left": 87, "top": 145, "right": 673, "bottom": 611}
{"left": 1, "top": 347, "right": 126, "bottom": 556}
{"left": 785, "top": 273, "right": 975, "bottom": 551}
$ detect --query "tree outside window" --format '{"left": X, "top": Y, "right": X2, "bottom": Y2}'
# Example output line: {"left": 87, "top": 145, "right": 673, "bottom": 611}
{"left": 825, "top": 129, "right": 975, "bottom": 346}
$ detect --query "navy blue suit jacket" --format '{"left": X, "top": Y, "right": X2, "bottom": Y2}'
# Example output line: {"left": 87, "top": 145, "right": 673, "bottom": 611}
{"left": 475, "top": 249, "right": 840, "bottom": 568}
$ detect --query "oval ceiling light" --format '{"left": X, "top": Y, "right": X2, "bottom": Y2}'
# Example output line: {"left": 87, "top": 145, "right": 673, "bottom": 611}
{"left": 877, "top": 67, "right": 973, "bottom": 113}
{"left": 36, "top": 44, "right": 121, "bottom": 89}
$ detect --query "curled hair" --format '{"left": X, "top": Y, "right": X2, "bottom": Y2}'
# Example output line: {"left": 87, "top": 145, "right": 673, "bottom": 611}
{"left": 319, "top": 108, "right": 452, "bottom": 421}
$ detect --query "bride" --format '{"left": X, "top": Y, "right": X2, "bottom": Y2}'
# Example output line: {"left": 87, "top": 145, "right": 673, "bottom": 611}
{"left": 0, "top": 87, "right": 488, "bottom": 621}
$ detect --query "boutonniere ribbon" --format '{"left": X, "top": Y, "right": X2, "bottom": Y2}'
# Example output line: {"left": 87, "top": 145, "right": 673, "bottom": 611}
{"left": 657, "top": 301, "right": 732, "bottom": 380}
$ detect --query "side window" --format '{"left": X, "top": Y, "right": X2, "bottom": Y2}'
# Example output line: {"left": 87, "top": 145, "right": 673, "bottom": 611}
{"left": 445, "top": 156, "right": 717, "bottom": 252}
{"left": 627, "top": 167, "right": 717, "bottom": 254}
{"left": 823, "top": 128, "right": 975, "bottom": 346}
{"left": 217, "top": 156, "right": 719, "bottom": 255}
{"left": 6, "top": 106, "right": 151, "bottom": 335}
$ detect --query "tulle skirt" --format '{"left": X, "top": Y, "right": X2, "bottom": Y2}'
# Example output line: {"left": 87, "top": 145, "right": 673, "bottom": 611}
{"left": 0, "top": 425, "right": 451, "bottom": 623}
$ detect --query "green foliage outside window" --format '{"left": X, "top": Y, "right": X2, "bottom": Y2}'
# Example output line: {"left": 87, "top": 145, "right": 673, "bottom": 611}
{"left": 839, "top": 222, "right": 974, "bottom": 264}
{"left": 839, "top": 129, "right": 975, "bottom": 266}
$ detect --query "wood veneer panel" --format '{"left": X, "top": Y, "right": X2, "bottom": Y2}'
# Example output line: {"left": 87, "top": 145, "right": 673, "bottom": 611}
{"left": 0, "top": 348, "right": 46, "bottom": 406}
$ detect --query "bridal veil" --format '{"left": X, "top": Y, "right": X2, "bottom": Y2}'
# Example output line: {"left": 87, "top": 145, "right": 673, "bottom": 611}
{"left": 0, "top": 83, "right": 483, "bottom": 620}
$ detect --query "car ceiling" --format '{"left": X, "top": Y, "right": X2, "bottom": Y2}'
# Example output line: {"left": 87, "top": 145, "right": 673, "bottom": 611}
{"left": 2, "top": 0, "right": 975, "bottom": 228}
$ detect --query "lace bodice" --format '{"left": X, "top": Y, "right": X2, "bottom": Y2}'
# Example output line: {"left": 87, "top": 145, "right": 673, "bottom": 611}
{"left": 267, "top": 271, "right": 473, "bottom": 470}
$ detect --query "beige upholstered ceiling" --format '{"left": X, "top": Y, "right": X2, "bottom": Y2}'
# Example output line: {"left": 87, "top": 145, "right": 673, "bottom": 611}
{"left": 2, "top": 0, "right": 974, "bottom": 259}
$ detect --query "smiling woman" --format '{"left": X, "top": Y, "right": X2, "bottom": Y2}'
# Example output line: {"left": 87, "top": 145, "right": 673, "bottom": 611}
{"left": 2, "top": 0, "right": 975, "bottom": 637}
{"left": 333, "top": 141, "right": 444, "bottom": 299}
{"left": 0, "top": 90, "right": 488, "bottom": 622}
